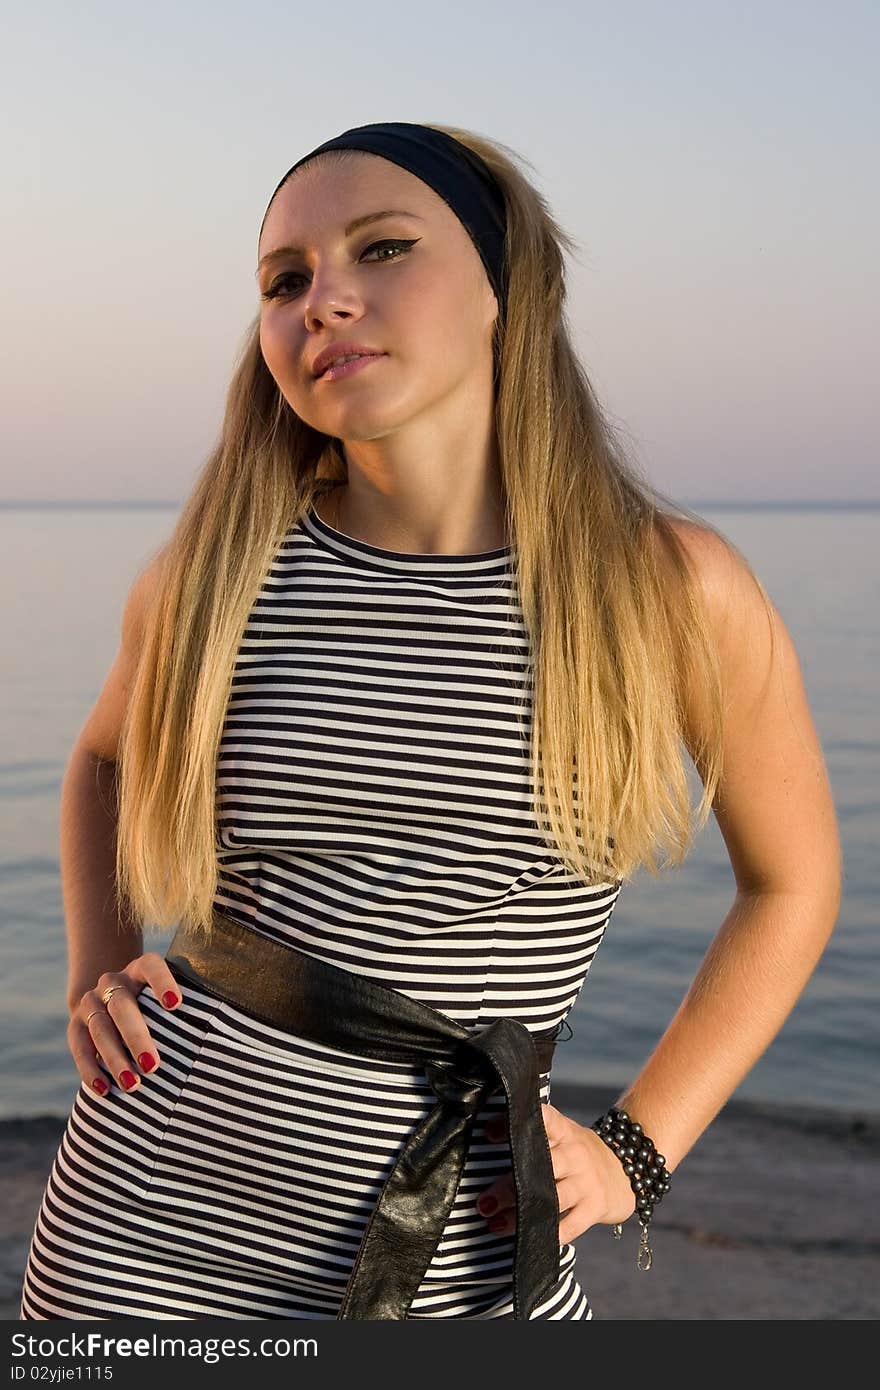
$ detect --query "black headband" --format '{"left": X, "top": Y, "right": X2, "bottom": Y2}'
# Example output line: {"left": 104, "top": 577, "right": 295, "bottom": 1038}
{"left": 260, "top": 121, "right": 509, "bottom": 314}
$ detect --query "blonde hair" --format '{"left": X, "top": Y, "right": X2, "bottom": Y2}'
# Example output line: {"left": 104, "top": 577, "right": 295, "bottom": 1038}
{"left": 115, "top": 122, "right": 773, "bottom": 938}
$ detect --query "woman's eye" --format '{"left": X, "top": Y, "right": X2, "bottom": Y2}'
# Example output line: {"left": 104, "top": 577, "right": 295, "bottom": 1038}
{"left": 261, "top": 238, "right": 419, "bottom": 300}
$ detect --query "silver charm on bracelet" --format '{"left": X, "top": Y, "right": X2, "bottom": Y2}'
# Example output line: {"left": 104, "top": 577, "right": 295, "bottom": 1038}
{"left": 637, "top": 1219, "right": 653, "bottom": 1271}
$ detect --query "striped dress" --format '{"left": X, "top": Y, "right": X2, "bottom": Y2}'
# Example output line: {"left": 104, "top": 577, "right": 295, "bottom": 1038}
{"left": 20, "top": 501, "right": 623, "bottom": 1321}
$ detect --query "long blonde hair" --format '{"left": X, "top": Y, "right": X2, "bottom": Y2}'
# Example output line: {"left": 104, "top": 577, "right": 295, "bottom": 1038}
{"left": 115, "top": 122, "right": 772, "bottom": 938}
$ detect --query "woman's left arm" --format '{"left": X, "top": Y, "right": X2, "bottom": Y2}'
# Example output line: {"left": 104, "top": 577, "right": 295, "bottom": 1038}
{"left": 608, "top": 520, "right": 843, "bottom": 1172}
{"left": 479, "top": 523, "right": 843, "bottom": 1240}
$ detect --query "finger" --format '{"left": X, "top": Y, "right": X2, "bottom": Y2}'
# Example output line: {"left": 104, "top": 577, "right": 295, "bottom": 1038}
{"left": 478, "top": 1110, "right": 572, "bottom": 1218}
{"left": 488, "top": 1207, "right": 517, "bottom": 1235}
{"left": 490, "top": 1190, "right": 595, "bottom": 1244}
{"left": 87, "top": 980, "right": 152, "bottom": 1089}
{"left": 101, "top": 982, "right": 163, "bottom": 1080}
{"left": 483, "top": 1206, "right": 517, "bottom": 1239}
{"left": 477, "top": 1177, "right": 519, "bottom": 1233}
{"left": 476, "top": 1170, "right": 516, "bottom": 1218}
{"left": 126, "top": 951, "right": 185, "bottom": 1011}
{"left": 541, "top": 1137, "right": 581, "bottom": 1181}
{"left": 559, "top": 1198, "right": 595, "bottom": 1247}
{"left": 541, "top": 1101, "right": 568, "bottom": 1147}
{"left": 67, "top": 1015, "right": 112, "bottom": 1097}
{"left": 76, "top": 991, "right": 142, "bottom": 1092}
{"left": 487, "top": 1105, "right": 563, "bottom": 1146}
{"left": 555, "top": 1172, "right": 597, "bottom": 1218}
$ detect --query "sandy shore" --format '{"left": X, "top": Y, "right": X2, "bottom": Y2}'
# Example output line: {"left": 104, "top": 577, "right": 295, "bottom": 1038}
{"left": 3, "top": 1080, "right": 878, "bottom": 1320}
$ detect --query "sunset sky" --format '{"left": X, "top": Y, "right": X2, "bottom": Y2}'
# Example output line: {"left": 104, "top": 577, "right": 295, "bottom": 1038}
{"left": 3, "top": 0, "right": 876, "bottom": 503}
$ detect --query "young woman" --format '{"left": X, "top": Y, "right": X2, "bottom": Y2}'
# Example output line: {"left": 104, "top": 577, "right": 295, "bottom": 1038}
{"left": 19, "top": 121, "right": 841, "bottom": 1321}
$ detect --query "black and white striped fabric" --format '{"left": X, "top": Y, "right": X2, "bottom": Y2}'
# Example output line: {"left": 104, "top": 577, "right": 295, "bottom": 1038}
{"left": 20, "top": 503, "right": 623, "bottom": 1320}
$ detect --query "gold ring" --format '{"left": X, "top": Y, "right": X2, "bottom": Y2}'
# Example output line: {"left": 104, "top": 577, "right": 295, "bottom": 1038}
{"left": 101, "top": 984, "right": 127, "bottom": 1007}
{"left": 85, "top": 1007, "right": 105, "bottom": 1026}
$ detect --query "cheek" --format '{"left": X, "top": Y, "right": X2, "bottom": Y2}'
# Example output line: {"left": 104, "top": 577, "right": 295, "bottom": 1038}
{"left": 259, "top": 315, "right": 308, "bottom": 409}
{"left": 409, "top": 267, "right": 490, "bottom": 371}
{"left": 259, "top": 314, "right": 287, "bottom": 380}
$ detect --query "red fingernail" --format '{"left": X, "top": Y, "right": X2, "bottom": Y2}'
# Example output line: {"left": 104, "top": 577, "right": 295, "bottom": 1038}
{"left": 91, "top": 1078, "right": 108, "bottom": 1095}
{"left": 138, "top": 1052, "right": 157, "bottom": 1072}
{"left": 478, "top": 1194, "right": 498, "bottom": 1215}
{"left": 162, "top": 991, "right": 179, "bottom": 1008}
{"left": 119, "top": 1070, "right": 137, "bottom": 1090}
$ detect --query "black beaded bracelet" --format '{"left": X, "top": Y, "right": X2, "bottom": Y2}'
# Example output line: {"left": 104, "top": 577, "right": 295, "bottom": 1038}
{"left": 590, "top": 1107, "right": 672, "bottom": 1270}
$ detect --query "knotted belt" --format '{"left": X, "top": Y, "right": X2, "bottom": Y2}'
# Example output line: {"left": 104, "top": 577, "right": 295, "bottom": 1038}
{"left": 164, "top": 908, "right": 564, "bottom": 1320}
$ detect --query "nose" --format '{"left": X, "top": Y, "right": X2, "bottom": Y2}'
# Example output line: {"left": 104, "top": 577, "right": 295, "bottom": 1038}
{"left": 306, "top": 301, "right": 354, "bottom": 330}
{"left": 303, "top": 273, "right": 362, "bottom": 331}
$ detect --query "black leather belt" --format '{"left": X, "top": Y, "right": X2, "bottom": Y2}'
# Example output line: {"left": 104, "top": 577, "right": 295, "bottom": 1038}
{"left": 164, "top": 908, "right": 564, "bottom": 1320}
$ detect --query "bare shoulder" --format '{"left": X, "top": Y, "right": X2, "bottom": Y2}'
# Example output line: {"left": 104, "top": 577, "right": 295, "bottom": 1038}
{"left": 655, "top": 511, "right": 779, "bottom": 728}
{"left": 652, "top": 513, "right": 781, "bottom": 697}
{"left": 655, "top": 513, "right": 841, "bottom": 898}
{"left": 655, "top": 514, "right": 746, "bottom": 622}
{"left": 76, "top": 546, "right": 169, "bottom": 764}
{"left": 120, "top": 546, "right": 168, "bottom": 648}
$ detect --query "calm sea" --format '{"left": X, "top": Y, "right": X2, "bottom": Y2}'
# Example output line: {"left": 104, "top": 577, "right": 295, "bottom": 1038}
{"left": 1, "top": 502, "right": 876, "bottom": 1120}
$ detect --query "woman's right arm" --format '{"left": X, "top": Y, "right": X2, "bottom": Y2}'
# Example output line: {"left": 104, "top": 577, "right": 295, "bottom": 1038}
{"left": 61, "top": 745, "right": 143, "bottom": 1017}
{"left": 64, "top": 552, "right": 184, "bottom": 1096}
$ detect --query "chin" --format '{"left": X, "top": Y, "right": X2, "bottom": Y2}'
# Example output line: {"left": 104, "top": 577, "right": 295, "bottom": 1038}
{"left": 317, "top": 397, "right": 414, "bottom": 440}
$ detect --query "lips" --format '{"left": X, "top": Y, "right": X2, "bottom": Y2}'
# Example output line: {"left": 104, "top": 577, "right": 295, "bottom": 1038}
{"left": 316, "top": 352, "right": 382, "bottom": 379}
{"left": 317, "top": 353, "right": 386, "bottom": 384}
{"left": 311, "top": 342, "right": 386, "bottom": 378}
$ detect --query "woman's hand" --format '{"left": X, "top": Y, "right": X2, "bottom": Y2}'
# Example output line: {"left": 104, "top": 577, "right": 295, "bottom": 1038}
{"left": 68, "top": 953, "right": 185, "bottom": 1098}
{"left": 476, "top": 1101, "right": 636, "bottom": 1243}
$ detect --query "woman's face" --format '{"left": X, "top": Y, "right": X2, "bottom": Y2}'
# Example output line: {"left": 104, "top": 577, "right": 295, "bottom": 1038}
{"left": 256, "top": 152, "right": 499, "bottom": 442}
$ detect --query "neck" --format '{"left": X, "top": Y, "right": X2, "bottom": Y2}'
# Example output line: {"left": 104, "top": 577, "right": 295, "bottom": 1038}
{"left": 317, "top": 479, "right": 508, "bottom": 556}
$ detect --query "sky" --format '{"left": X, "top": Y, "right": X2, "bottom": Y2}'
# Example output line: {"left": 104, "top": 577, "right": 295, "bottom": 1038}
{"left": 2, "top": 0, "right": 877, "bottom": 504}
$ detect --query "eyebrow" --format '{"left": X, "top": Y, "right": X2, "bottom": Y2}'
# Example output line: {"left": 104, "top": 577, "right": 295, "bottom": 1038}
{"left": 256, "top": 209, "right": 424, "bottom": 276}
